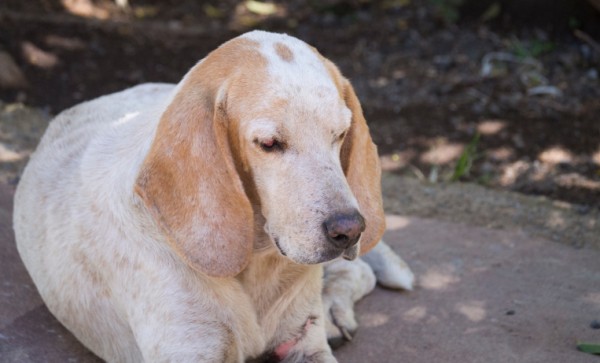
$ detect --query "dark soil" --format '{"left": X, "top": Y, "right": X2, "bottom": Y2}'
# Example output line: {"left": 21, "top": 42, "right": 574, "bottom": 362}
{"left": 1, "top": 0, "right": 599, "bottom": 207}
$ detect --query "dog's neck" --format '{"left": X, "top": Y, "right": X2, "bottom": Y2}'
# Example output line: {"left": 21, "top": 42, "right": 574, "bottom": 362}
{"left": 237, "top": 231, "right": 322, "bottom": 335}
{"left": 237, "top": 209, "right": 322, "bottom": 331}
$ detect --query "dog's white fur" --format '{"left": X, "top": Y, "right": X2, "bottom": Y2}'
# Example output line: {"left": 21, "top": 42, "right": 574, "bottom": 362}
{"left": 14, "top": 31, "right": 413, "bottom": 362}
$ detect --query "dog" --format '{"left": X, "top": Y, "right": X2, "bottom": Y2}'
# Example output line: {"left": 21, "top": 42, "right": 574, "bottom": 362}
{"left": 14, "top": 31, "right": 413, "bottom": 362}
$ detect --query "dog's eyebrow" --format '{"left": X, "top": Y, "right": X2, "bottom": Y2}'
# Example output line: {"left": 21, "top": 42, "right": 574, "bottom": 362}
{"left": 246, "top": 119, "right": 286, "bottom": 140}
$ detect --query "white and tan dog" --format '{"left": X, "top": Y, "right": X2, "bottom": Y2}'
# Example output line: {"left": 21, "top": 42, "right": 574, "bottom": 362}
{"left": 14, "top": 31, "right": 413, "bottom": 362}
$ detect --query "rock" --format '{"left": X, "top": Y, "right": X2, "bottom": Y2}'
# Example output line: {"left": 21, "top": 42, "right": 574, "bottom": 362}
{"left": 0, "top": 51, "right": 28, "bottom": 89}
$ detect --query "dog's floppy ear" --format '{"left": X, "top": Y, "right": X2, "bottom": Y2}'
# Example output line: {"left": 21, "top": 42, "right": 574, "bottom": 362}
{"left": 135, "top": 75, "right": 253, "bottom": 277}
{"left": 340, "top": 79, "right": 386, "bottom": 255}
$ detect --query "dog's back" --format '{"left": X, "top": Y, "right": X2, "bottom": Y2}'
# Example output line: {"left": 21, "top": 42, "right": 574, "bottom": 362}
{"left": 13, "top": 83, "right": 174, "bottom": 361}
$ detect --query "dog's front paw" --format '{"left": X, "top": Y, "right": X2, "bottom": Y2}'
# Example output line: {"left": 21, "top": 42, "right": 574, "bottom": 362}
{"left": 322, "top": 258, "right": 376, "bottom": 348}
{"left": 362, "top": 241, "right": 415, "bottom": 290}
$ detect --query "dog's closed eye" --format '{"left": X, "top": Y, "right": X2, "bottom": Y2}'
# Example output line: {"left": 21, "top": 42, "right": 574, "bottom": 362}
{"left": 256, "top": 138, "right": 285, "bottom": 153}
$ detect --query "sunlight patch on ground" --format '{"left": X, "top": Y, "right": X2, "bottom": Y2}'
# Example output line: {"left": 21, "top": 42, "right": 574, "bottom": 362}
{"left": 61, "top": 0, "right": 109, "bottom": 19}
{"left": 360, "top": 312, "right": 390, "bottom": 328}
{"left": 455, "top": 301, "right": 486, "bottom": 322}
{"left": 380, "top": 150, "right": 416, "bottom": 171}
{"left": 538, "top": 146, "right": 574, "bottom": 164}
{"left": 420, "top": 266, "right": 460, "bottom": 290}
{"left": 402, "top": 306, "right": 427, "bottom": 323}
{"left": 231, "top": 1, "right": 287, "bottom": 29}
{"left": 499, "top": 160, "right": 529, "bottom": 186}
{"left": 21, "top": 42, "right": 59, "bottom": 69}
{"left": 555, "top": 173, "right": 600, "bottom": 190}
{"left": 420, "top": 142, "right": 464, "bottom": 165}
{"left": 0, "top": 143, "right": 25, "bottom": 162}
{"left": 487, "top": 146, "right": 514, "bottom": 162}
{"left": 477, "top": 120, "right": 506, "bottom": 135}
{"left": 385, "top": 215, "right": 411, "bottom": 230}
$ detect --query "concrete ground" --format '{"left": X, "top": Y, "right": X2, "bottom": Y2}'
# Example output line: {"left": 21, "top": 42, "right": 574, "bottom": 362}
{"left": 335, "top": 215, "right": 600, "bottom": 363}
{"left": 1, "top": 182, "right": 599, "bottom": 362}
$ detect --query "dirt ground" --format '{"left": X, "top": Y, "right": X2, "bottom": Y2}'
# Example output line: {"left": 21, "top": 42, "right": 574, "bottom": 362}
{"left": 0, "top": 0, "right": 599, "bottom": 208}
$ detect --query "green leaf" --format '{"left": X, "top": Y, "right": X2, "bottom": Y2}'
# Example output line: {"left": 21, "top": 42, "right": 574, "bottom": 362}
{"left": 203, "top": 4, "right": 224, "bottom": 19}
{"left": 450, "top": 133, "right": 480, "bottom": 182}
{"left": 577, "top": 342, "right": 600, "bottom": 355}
{"left": 480, "top": 2, "right": 501, "bottom": 23}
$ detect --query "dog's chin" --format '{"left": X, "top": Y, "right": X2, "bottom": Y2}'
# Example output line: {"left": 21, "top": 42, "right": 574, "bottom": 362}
{"left": 275, "top": 241, "right": 358, "bottom": 265}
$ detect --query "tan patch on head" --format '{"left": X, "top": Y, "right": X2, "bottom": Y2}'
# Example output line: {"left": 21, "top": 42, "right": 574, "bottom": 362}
{"left": 274, "top": 42, "right": 294, "bottom": 62}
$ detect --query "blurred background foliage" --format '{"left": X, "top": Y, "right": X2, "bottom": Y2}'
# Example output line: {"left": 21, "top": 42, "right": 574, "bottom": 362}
{"left": 0, "top": 0, "right": 598, "bottom": 208}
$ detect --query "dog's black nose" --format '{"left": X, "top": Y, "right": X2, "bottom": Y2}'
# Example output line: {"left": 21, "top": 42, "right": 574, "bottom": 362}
{"left": 323, "top": 211, "right": 365, "bottom": 249}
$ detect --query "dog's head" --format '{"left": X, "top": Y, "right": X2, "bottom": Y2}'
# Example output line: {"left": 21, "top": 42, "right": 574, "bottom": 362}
{"left": 135, "top": 31, "right": 385, "bottom": 277}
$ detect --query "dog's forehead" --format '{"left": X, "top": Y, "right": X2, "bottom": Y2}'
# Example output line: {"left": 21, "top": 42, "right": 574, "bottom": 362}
{"left": 241, "top": 31, "right": 338, "bottom": 94}
{"left": 238, "top": 31, "right": 350, "bottom": 131}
